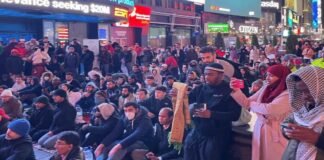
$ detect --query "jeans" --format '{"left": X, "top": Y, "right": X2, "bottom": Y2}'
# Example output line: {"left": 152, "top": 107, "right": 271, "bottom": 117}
{"left": 97, "top": 141, "right": 148, "bottom": 160}
{"left": 38, "top": 132, "right": 64, "bottom": 149}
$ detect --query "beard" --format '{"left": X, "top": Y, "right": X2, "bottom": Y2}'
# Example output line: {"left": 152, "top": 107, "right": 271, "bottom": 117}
{"left": 122, "top": 94, "right": 129, "bottom": 98}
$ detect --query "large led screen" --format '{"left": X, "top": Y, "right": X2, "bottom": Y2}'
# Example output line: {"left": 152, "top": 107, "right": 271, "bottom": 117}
{"left": 204, "top": 0, "right": 261, "bottom": 18}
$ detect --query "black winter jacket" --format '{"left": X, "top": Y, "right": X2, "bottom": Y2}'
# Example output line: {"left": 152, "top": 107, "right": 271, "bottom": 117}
{"left": 0, "top": 135, "right": 36, "bottom": 160}
{"left": 50, "top": 100, "right": 76, "bottom": 134}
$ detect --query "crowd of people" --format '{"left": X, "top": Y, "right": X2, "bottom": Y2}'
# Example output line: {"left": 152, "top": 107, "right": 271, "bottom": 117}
{"left": 0, "top": 37, "right": 323, "bottom": 160}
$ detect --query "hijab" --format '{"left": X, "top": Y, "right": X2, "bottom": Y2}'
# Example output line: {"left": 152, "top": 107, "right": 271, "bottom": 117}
{"left": 261, "top": 64, "right": 291, "bottom": 103}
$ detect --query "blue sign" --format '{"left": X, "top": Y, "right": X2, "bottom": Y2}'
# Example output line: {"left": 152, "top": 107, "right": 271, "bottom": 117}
{"left": 312, "top": 0, "right": 318, "bottom": 29}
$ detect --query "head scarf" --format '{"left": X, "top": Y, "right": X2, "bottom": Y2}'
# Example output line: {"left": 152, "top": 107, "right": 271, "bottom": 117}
{"left": 261, "top": 64, "right": 291, "bottom": 103}
{"left": 286, "top": 66, "right": 324, "bottom": 160}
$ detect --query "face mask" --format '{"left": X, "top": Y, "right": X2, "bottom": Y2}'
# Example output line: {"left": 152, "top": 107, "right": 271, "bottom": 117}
{"left": 125, "top": 112, "right": 135, "bottom": 120}
{"left": 44, "top": 76, "right": 50, "bottom": 81}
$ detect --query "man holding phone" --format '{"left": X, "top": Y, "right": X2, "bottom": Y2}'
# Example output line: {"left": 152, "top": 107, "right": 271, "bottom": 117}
{"left": 282, "top": 66, "right": 324, "bottom": 160}
{"left": 184, "top": 63, "right": 241, "bottom": 160}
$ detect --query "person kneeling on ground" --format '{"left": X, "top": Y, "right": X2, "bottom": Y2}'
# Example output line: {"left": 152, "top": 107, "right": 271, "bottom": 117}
{"left": 28, "top": 95, "right": 54, "bottom": 142}
{"left": 95, "top": 102, "right": 154, "bottom": 160}
{"left": 50, "top": 131, "right": 84, "bottom": 160}
{"left": 38, "top": 89, "right": 76, "bottom": 149}
{"left": 0, "top": 119, "right": 36, "bottom": 160}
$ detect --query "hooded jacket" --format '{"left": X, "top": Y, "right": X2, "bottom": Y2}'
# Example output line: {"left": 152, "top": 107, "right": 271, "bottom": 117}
{"left": 29, "top": 105, "right": 54, "bottom": 134}
{"left": 283, "top": 66, "right": 324, "bottom": 160}
{"left": 0, "top": 135, "right": 36, "bottom": 160}
{"left": 101, "top": 107, "right": 154, "bottom": 149}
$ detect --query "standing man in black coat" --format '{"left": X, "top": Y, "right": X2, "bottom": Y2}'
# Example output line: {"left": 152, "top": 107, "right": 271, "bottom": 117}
{"left": 64, "top": 46, "right": 80, "bottom": 77}
{"left": 38, "top": 89, "right": 76, "bottom": 149}
{"left": 80, "top": 45, "right": 94, "bottom": 76}
{"left": 184, "top": 63, "right": 241, "bottom": 160}
{"left": 0, "top": 119, "right": 36, "bottom": 160}
{"left": 172, "top": 43, "right": 186, "bottom": 73}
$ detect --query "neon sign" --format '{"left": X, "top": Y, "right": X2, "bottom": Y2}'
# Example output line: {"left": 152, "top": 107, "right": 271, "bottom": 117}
{"left": 0, "top": 0, "right": 112, "bottom": 15}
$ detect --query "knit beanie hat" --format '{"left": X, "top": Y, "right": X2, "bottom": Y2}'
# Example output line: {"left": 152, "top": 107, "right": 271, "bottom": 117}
{"left": 98, "top": 103, "right": 115, "bottom": 120}
{"left": 8, "top": 119, "right": 30, "bottom": 137}
{"left": 52, "top": 89, "right": 67, "bottom": 98}
{"left": 86, "top": 82, "right": 98, "bottom": 89}
{"left": 1, "top": 89, "right": 13, "bottom": 97}
{"left": 34, "top": 95, "right": 50, "bottom": 105}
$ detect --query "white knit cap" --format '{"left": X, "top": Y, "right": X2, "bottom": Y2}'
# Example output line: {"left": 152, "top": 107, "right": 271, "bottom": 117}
{"left": 1, "top": 89, "right": 13, "bottom": 97}
{"left": 98, "top": 103, "right": 115, "bottom": 120}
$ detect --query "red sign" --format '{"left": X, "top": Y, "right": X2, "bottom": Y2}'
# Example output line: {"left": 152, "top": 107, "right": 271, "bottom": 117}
{"left": 128, "top": 5, "right": 151, "bottom": 27}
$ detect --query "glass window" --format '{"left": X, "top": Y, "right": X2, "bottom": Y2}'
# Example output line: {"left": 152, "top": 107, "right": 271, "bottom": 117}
{"left": 168, "top": 0, "right": 174, "bottom": 8}
{"left": 155, "top": 0, "right": 162, "bottom": 7}
{"left": 149, "top": 27, "right": 166, "bottom": 48}
{"left": 172, "top": 28, "right": 191, "bottom": 47}
{"left": 183, "top": 2, "right": 192, "bottom": 11}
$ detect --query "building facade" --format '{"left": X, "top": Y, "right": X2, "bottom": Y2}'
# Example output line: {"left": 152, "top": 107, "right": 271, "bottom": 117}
{"left": 135, "top": 0, "right": 200, "bottom": 48}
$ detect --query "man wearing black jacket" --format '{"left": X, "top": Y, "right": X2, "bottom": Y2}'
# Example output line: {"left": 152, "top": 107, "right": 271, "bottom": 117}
{"left": 38, "top": 89, "right": 76, "bottom": 149}
{"left": 146, "top": 107, "right": 183, "bottom": 160}
{"left": 95, "top": 102, "right": 153, "bottom": 160}
{"left": 0, "top": 119, "right": 36, "bottom": 160}
{"left": 79, "top": 103, "right": 119, "bottom": 147}
{"left": 80, "top": 45, "right": 94, "bottom": 76}
{"left": 28, "top": 96, "right": 54, "bottom": 141}
{"left": 141, "top": 86, "right": 172, "bottom": 124}
{"left": 184, "top": 63, "right": 241, "bottom": 160}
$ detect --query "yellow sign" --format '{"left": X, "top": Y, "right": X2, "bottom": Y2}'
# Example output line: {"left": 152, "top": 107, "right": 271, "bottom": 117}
{"left": 114, "top": 7, "right": 128, "bottom": 18}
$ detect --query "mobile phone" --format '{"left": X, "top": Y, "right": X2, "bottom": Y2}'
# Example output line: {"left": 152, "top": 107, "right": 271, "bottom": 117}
{"left": 195, "top": 103, "right": 207, "bottom": 111}
{"left": 232, "top": 79, "right": 245, "bottom": 89}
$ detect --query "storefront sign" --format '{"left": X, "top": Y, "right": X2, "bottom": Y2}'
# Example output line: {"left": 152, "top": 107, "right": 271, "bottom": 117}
{"left": 109, "top": 0, "right": 134, "bottom": 7}
{"left": 261, "top": 1, "right": 280, "bottom": 9}
{"left": 287, "top": 9, "right": 300, "bottom": 27}
{"left": 239, "top": 25, "right": 259, "bottom": 34}
{"left": 207, "top": 23, "right": 229, "bottom": 33}
{"left": 114, "top": 7, "right": 128, "bottom": 18}
{"left": 128, "top": 5, "right": 151, "bottom": 27}
{"left": 0, "top": 0, "right": 130, "bottom": 17}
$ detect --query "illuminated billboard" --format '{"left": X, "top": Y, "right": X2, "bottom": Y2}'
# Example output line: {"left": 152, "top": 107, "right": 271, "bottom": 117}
{"left": 204, "top": 0, "right": 261, "bottom": 18}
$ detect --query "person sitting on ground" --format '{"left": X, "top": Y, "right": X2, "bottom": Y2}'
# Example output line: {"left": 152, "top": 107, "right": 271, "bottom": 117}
{"left": 144, "top": 107, "right": 183, "bottom": 160}
{"left": 50, "top": 131, "right": 84, "bottom": 160}
{"left": 141, "top": 86, "right": 172, "bottom": 124}
{"left": 38, "top": 89, "right": 76, "bottom": 149}
{"left": 60, "top": 83, "right": 82, "bottom": 107}
{"left": 136, "top": 88, "right": 149, "bottom": 105}
{"left": 145, "top": 76, "right": 158, "bottom": 95}
{"left": 79, "top": 103, "right": 119, "bottom": 147}
{"left": 28, "top": 95, "right": 54, "bottom": 141}
{"left": 105, "top": 80, "right": 121, "bottom": 106}
{"left": 0, "top": 108, "right": 10, "bottom": 134}
{"left": 18, "top": 76, "right": 42, "bottom": 105}
{"left": 0, "top": 89, "right": 23, "bottom": 119}
{"left": 64, "top": 72, "right": 81, "bottom": 90}
{"left": 11, "top": 75, "right": 26, "bottom": 93}
{"left": 118, "top": 85, "right": 136, "bottom": 110}
{"left": 0, "top": 119, "right": 35, "bottom": 160}
{"left": 95, "top": 102, "right": 154, "bottom": 160}
{"left": 76, "top": 82, "right": 97, "bottom": 112}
